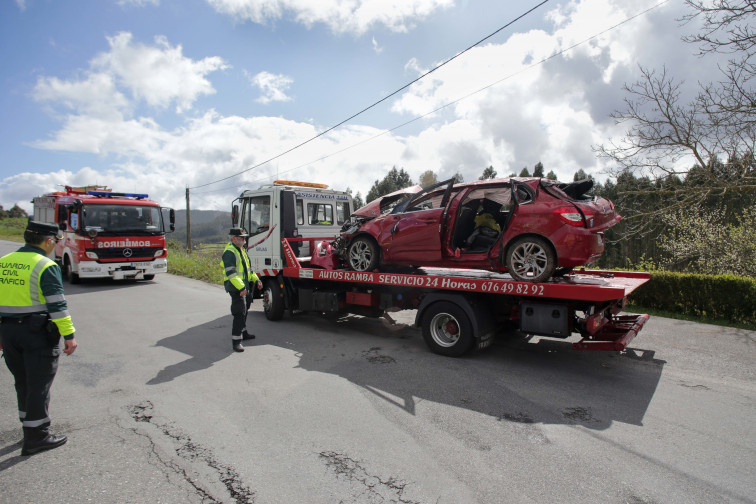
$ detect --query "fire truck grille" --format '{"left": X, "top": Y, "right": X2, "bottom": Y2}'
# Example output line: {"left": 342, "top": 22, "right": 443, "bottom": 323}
{"left": 96, "top": 247, "right": 163, "bottom": 260}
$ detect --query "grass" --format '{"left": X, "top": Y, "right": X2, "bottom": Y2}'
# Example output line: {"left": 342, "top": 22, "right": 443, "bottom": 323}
{"left": 627, "top": 304, "right": 756, "bottom": 331}
{"left": 0, "top": 217, "right": 26, "bottom": 242}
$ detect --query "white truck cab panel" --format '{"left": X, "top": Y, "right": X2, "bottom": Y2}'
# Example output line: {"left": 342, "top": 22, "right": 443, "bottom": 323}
{"left": 234, "top": 181, "right": 352, "bottom": 273}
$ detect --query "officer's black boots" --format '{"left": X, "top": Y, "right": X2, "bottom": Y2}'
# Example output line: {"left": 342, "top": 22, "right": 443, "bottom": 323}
{"left": 233, "top": 340, "right": 245, "bottom": 352}
{"left": 21, "top": 427, "right": 67, "bottom": 456}
{"left": 242, "top": 330, "right": 255, "bottom": 340}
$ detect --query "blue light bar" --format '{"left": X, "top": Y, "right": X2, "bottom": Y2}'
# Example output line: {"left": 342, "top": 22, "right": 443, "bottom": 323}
{"left": 88, "top": 191, "right": 149, "bottom": 199}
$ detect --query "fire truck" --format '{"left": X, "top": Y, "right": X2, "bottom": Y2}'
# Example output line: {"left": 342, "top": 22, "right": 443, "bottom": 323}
{"left": 232, "top": 181, "right": 650, "bottom": 357}
{"left": 32, "top": 186, "right": 175, "bottom": 283}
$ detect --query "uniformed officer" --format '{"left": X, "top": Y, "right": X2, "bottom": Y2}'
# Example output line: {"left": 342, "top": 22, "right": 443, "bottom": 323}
{"left": 221, "top": 228, "right": 263, "bottom": 352}
{"left": 0, "top": 220, "right": 78, "bottom": 456}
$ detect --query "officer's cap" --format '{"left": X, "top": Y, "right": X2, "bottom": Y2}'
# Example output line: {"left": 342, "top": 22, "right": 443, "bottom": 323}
{"left": 229, "top": 227, "right": 249, "bottom": 237}
{"left": 26, "top": 219, "right": 62, "bottom": 238}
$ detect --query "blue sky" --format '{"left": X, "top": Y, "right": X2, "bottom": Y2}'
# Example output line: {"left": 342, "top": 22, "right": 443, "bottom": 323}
{"left": 1, "top": 0, "right": 715, "bottom": 212}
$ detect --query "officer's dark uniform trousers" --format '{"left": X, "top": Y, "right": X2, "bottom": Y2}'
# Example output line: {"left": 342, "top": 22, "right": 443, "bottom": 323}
{"left": 1, "top": 318, "right": 60, "bottom": 430}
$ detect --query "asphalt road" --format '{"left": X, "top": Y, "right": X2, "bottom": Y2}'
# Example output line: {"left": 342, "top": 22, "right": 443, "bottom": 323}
{"left": 0, "top": 240, "right": 754, "bottom": 504}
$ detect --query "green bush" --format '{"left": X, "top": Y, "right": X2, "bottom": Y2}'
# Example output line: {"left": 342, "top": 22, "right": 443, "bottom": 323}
{"left": 630, "top": 271, "right": 756, "bottom": 325}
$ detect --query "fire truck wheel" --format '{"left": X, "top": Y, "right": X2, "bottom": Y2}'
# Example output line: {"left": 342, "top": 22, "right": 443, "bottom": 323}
{"left": 347, "top": 236, "right": 379, "bottom": 272}
{"left": 505, "top": 236, "right": 556, "bottom": 283}
{"left": 64, "top": 257, "right": 80, "bottom": 284}
{"left": 263, "top": 279, "right": 285, "bottom": 321}
{"left": 420, "top": 301, "right": 475, "bottom": 357}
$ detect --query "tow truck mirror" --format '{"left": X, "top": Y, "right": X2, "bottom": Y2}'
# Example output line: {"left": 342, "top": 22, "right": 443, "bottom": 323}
{"left": 58, "top": 221, "right": 67, "bottom": 232}
{"left": 232, "top": 204, "right": 239, "bottom": 227}
{"left": 169, "top": 208, "right": 175, "bottom": 232}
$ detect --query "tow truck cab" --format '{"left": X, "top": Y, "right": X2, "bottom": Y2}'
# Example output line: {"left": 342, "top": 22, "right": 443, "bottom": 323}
{"left": 232, "top": 180, "right": 353, "bottom": 274}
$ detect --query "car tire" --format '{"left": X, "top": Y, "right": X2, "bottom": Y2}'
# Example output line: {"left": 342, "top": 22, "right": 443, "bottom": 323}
{"left": 263, "top": 279, "right": 285, "bottom": 321}
{"left": 420, "top": 301, "right": 475, "bottom": 357}
{"left": 347, "top": 236, "right": 379, "bottom": 272}
{"left": 64, "top": 257, "right": 80, "bottom": 284}
{"left": 505, "top": 236, "right": 556, "bottom": 283}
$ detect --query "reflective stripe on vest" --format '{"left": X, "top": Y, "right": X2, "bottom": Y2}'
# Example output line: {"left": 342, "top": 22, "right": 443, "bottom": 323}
{"left": 220, "top": 242, "right": 250, "bottom": 291}
{"left": 0, "top": 252, "right": 56, "bottom": 314}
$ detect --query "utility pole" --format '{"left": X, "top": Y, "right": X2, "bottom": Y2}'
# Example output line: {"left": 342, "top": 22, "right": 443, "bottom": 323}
{"left": 185, "top": 187, "right": 192, "bottom": 253}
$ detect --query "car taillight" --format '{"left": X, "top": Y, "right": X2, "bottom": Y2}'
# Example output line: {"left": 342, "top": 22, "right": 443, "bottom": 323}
{"left": 554, "top": 207, "right": 585, "bottom": 227}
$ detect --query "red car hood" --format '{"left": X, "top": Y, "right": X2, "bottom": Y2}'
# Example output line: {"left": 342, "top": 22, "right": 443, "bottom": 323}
{"left": 351, "top": 185, "right": 422, "bottom": 219}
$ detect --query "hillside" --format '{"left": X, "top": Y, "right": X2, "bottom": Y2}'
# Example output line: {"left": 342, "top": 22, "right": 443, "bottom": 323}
{"left": 171, "top": 209, "right": 232, "bottom": 247}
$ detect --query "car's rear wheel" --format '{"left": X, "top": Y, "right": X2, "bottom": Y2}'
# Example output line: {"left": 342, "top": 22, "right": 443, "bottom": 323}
{"left": 347, "top": 236, "right": 379, "bottom": 272}
{"left": 505, "top": 236, "right": 556, "bottom": 283}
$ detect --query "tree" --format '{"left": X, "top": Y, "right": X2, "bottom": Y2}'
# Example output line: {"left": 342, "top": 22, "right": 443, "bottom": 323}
{"left": 479, "top": 166, "right": 497, "bottom": 180}
{"left": 518, "top": 167, "right": 530, "bottom": 177}
{"left": 8, "top": 205, "right": 27, "bottom": 218}
{"left": 546, "top": 170, "right": 558, "bottom": 180}
{"left": 452, "top": 172, "right": 464, "bottom": 183}
{"left": 345, "top": 187, "right": 364, "bottom": 210}
{"left": 365, "top": 167, "right": 413, "bottom": 203}
{"left": 418, "top": 170, "right": 438, "bottom": 187}
{"left": 595, "top": 1, "right": 756, "bottom": 234}
{"left": 533, "top": 162, "right": 545, "bottom": 178}
{"left": 573, "top": 169, "right": 592, "bottom": 181}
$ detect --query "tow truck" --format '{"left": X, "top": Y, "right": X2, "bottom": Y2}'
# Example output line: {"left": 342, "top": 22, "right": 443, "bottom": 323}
{"left": 232, "top": 181, "right": 650, "bottom": 356}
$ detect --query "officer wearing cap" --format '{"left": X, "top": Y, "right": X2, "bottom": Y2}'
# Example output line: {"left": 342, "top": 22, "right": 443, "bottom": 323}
{"left": 220, "top": 227, "right": 263, "bottom": 352}
{"left": 0, "top": 219, "right": 78, "bottom": 456}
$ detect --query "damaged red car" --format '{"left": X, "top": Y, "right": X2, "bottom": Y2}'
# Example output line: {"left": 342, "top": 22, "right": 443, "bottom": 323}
{"left": 313, "top": 177, "right": 620, "bottom": 283}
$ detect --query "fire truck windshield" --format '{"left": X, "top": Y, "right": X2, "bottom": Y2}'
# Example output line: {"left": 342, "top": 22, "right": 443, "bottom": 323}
{"left": 81, "top": 204, "right": 165, "bottom": 235}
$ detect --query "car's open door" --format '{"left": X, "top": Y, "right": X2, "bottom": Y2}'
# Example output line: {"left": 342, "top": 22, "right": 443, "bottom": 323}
{"left": 382, "top": 179, "right": 455, "bottom": 263}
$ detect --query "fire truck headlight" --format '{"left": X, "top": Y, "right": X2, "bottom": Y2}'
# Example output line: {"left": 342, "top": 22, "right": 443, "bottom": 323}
{"left": 85, "top": 251, "right": 98, "bottom": 259}
{"left": 154, "top": 249, "right": 165, "bottom": 257}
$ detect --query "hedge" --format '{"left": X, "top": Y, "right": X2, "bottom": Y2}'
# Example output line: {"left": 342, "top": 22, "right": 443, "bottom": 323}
{"left": 628, "top": 271, "right": 756, "bottom": 325}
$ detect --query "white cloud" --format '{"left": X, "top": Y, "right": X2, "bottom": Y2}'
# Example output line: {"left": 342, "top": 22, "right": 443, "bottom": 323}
{"left": 94, "top": 33, "right": 229, "bottom": 113}
{"left": 31, "top": 32, "right": 228, "bottom": 118}
{"left": 205, "top": 0, "right": 454, "bottom": 35}
{"left": 3, "top": 0, "right": 728, "bottom": 214}
{"left": 247, "top": 71, "right": 294, "bottom": 104}
{"left": 372, "top": 36, "right": 383, "bottom": 54}
{"left": 14, "top": 0, "right": 26, "bottom": 11}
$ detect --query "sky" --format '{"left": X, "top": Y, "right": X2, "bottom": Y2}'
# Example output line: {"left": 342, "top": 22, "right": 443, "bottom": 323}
{"left": 1, "top": 0, "right": 720, "bottom": 213}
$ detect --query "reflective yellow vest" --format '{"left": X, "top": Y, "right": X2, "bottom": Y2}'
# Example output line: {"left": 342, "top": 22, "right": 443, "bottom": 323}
{"left": 220, "top": 242, "right": 259, "bottom": 292}
{"left": 0, "top": 251, "right": 75, "bottom": 337}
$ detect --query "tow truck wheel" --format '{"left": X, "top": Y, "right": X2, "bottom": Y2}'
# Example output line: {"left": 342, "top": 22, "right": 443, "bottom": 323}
{"left": 421, "top": 301, "right": 475, "bottom": 357}
{"left": 347, "top": 236, "right": 379, "bottom": 272}
{"left": 64, "top": 257, "right": 80, "bottom": 284}
{"left": 505, "top": 236, "right": 556, "bottom": 283}
{"left": 263, "top": 279, "right": 285, "bottom": 321}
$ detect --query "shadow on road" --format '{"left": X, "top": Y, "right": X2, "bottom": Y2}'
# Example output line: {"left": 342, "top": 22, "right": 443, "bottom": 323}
{"left": 146, "top": 316, "right": 233, "bottom": 385}
{"left": 149, "top": 309, "right": 665, "bottom": 430}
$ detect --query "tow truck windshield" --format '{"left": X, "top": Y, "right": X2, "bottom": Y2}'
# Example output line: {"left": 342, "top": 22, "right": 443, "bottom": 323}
{"left": 82, "top": 204, "right": 165, "bottom": 235}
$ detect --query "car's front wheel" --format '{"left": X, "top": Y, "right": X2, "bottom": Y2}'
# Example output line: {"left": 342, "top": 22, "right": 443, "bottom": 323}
{"left": 347, "top": 236, "right": 379, "bottom": 272}
{"left": 505, "top": 236, "right": 556, "bottom": 283}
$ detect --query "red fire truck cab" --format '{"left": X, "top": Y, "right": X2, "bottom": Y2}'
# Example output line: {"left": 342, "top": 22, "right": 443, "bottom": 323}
{"left": 32, "top": 185, "right": 175, "bottom": 282}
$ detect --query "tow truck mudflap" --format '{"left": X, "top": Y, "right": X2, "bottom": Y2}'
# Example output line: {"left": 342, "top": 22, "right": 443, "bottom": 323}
{"left": 573, "top": 314, "right": 650, "bottom": 351}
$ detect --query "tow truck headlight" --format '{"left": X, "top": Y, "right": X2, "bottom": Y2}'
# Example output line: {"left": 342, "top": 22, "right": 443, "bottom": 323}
{"left": 154, "top": 249, "right": 165, "bottom": 257}
{"left": 85, "top": 251, "right": 98, "bottom": 259}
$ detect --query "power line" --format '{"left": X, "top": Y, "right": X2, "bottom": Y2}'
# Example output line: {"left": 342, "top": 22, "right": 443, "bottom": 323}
{"left": 191, "top": 0, "right": 670, "bottom": 195}
{"left": 189, "top": 0, "right": 551, "bottom": 190}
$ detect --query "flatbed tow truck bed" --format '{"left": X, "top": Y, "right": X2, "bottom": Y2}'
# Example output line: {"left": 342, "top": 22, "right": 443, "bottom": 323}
{"left": 259, "top": 238, "right": 651, "bottom": 355}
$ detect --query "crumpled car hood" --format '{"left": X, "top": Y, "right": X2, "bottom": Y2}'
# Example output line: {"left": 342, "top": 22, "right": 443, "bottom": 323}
{"left": 351, "top": 185, "right": 422, "bottom": 219}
